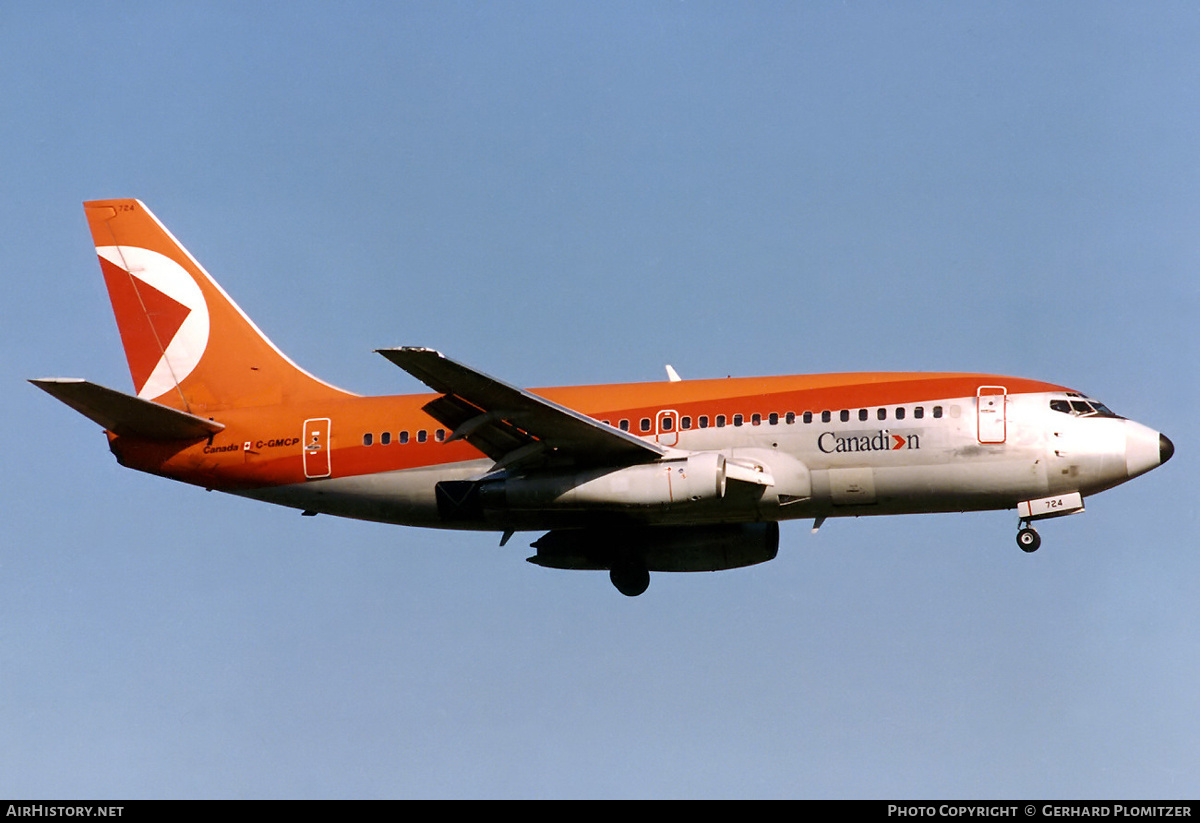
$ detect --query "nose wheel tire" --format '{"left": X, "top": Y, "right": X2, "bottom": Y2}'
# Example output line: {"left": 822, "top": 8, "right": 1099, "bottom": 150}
{"left": 1016, "top": 527, "right": 1041, "bottom": 553}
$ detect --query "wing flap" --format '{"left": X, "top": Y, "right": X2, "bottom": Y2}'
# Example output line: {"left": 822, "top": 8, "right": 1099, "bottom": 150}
{"left": 376, "top": 347, "right": 667, "bottom": 467}
{"left": 30, "top": 378, "right": 225, "bottom": 440}
{"left": 421, "top": 392, "right": 532, "bottom": 461}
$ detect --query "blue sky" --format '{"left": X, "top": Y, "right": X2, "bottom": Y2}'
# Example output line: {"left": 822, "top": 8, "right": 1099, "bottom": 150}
{"left": 2, "top": 2, "right": 1197, "bottom": 799}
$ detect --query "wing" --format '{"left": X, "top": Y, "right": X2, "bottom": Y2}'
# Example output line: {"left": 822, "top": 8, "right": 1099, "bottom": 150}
{"left": 376, "top": 347, "right": 668, "bottom": 470}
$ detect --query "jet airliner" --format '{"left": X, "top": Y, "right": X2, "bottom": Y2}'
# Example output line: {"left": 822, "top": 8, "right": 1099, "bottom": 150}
{"left": 32, "top": 200, "right": 1174, "bottom": 595}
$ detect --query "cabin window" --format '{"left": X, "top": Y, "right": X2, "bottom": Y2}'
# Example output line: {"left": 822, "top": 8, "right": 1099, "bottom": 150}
{"left": 858, "top": 409, "right": 869, "bottom": 421}
{"left": 716, "top": 415, "right": 727, "bottom": 427}
{"left": 802, "top": 411, "right": 812, "bottom": 424}
{"left": 640, "top": 418, "right": 651, "bottom": 433}
{"left": 680, "top": 416, "right": 692, "bottom": 430}
{"left": 877, "top": 408, "right": 887, "bottom": 421}
{"left": 362, "top": 433, "right": 373, "bottom": 446}
{"left": 784, "top": 412, "right": 794, "bottom": 424}
{"left": 895, "top": 407, "right": 905, "bottom": 420}
{"left": 913, "top": 407, "right": 924, "bottom": 419}
{"left": 399, "top": 431, "right": 409, "bottom": 444}
{"left": 698, "top": 415, "right": 709, "bottom": 429}
{"left": 733, "top": 414, "right": 744, "bottom": 427}
{"left": 381, "top": 431, "right": 391, "bottom": 445}
{"left": 751, "top": 413, "right": 762, "bottom": 426}
{"left": 840, "top": 410, "right": 850, "bottom": 423}
{"left": 619, "top": 419, "right": 629, "bottom": 431}
{"left": 435, "top": 429, "right": 445, "bottom": 442}
{"left": 821, "top": 411, "right": 831, "bottom": 423}
{"left": 932, "top": 406, "right": 943, "bottom": 419}
{"left": 417, "top": 430, "right": 427, "bottom": 443}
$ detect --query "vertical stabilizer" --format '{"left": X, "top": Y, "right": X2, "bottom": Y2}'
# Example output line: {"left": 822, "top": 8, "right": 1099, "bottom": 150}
{"left": 83, "top": 199, "right": 352, "bottom": 412}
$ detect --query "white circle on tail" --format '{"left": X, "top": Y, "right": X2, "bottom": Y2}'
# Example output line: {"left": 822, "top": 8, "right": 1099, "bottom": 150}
{"left": 96, "top": 245, "right": 210, "bottom": 400}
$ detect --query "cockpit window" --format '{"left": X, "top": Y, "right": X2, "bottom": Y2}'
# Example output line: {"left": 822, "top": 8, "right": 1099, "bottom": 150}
{"left": 1050, "top": 397, "right": 1121, "bottom": 418}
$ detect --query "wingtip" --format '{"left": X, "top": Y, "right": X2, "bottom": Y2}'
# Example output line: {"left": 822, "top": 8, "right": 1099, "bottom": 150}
{"left": 29, "top": 377, "right": 85, "bottom": 388}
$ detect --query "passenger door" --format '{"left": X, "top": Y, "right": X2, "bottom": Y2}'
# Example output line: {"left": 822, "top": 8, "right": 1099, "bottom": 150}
{"left": 303, "top": 417, "right": 332, "bottom": 478}
{"left": 977, "top": 386, "right": 1007, "bottom": 444}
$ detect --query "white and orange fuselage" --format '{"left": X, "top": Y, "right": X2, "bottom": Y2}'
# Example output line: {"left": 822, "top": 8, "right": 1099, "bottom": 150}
{"left": 33, "top": 199, "right": 1173, "bottom": 595}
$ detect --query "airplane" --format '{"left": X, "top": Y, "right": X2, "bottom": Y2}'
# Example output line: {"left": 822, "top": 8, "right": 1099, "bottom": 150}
{"left": 32, "top": 199, "right": 1175, "bottom": 596}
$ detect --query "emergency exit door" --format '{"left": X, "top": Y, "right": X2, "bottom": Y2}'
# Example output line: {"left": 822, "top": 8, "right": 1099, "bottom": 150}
{"left": 655, "top": 409, "right": 679, "bottom": 447}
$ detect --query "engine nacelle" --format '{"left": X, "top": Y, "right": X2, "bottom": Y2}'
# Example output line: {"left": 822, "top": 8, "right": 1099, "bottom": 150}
{"left": 491, "top": 452, "right": 728, "bottom": 511}
{"left": 528, "top": 521, "right": 779, "bottom": 572}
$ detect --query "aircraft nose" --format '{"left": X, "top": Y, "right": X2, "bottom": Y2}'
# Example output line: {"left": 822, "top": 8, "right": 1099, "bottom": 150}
{"left": 1125, "top": 422, "right": 1170, "bottom": 478}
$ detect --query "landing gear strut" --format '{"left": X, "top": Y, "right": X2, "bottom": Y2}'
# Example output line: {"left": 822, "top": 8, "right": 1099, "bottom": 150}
{"left": 1016, "top": 524, "right": 1041, "bottom": 553}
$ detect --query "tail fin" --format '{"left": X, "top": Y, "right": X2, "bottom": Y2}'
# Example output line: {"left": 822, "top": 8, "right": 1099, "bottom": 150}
{"left": 83, "top": 199, "right": 352, "bottom": 413}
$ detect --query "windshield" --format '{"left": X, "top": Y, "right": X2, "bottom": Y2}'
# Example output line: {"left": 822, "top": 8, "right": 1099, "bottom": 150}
{"left": 1049, "top": 394, "right": 1122, "bottom": 419}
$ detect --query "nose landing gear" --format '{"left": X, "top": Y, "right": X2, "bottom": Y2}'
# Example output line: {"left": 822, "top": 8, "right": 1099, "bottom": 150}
{"left": 1014, "top": 493, "right": 1085, "bottom": 554}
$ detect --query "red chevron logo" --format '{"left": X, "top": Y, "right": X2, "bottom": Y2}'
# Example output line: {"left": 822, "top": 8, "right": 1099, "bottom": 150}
{"left": 99, "top": 257, "right": 193, "bottom": 395}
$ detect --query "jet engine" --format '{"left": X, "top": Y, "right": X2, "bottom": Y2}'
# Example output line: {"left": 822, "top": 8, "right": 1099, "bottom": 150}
{"left": 488, "top": 452, "right": 729, "bottom": 511}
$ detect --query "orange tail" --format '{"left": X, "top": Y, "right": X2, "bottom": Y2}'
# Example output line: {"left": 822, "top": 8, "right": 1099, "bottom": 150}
{"left": 84, "top": 199, "right": 352, "bottom": 413}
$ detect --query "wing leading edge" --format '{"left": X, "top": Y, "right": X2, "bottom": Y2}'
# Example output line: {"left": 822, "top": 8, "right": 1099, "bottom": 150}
{"left": 376, "top": 347, "right": 668, "bottom": 469}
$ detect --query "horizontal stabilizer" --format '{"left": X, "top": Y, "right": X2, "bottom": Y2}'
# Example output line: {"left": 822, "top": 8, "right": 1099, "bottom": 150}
{"left": 29, "top": 378, "right": 225, "bottom": 440}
